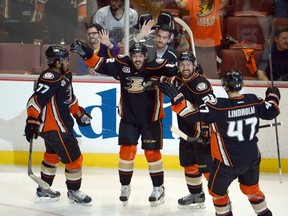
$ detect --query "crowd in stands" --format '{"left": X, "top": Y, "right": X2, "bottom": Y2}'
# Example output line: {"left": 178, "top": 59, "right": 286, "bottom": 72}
{"left": 0, "top": 0, "right": 288, "bottom": 81}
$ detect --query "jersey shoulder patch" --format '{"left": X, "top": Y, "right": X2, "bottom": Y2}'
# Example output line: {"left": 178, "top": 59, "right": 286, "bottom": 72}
{"left": 156, "top": 58, "right": 165, "bottom": 64}
{"left": 42, "top": 72, "right": 54, "bottom": 80}
{"left": 196, "top": 82, "right": 208, "bottom": 91}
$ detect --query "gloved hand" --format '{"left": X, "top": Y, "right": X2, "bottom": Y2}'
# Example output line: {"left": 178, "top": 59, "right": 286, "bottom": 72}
{"left": 158, "top": 79, "right": 184, "bottom": 105}
{"left": 24, "top": 117, "right": 41, "bottom": 142}
{"left": 197, "top": 124, "right": 210, "bottom": 145}
{"left": 74, "top": 107, "right": 92, "bottom": 126}
{"left": 143, "top": 76, "right": 159, "bottom": 91}
{"left": 265, "top": 86, "right": 281, "bottom": 105}
{"left": 70, "top": 40, "right": 94, "bottom": 60}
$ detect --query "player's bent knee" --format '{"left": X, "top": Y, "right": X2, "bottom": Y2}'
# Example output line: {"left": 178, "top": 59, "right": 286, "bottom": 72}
{"left": 240, "top": 183, "right": 264, "bottom": 200}
{"left": 184, "top": 164, "right": 200, "bottom": 175}
{"left": 44, "top": 152, "right": 60, "bottom": 165}
{"left": 66, "top": 154, "right": 83, "bottom": 170}
{"left": 120, "top": 145, "right": 137, "bottom": 160}
{"left": 144, "top": 150, "right": 161, "bottom": 162}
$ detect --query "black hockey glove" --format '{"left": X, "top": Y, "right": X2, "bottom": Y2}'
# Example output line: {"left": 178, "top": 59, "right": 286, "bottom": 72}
{"left": 265, "top": 86, "right": 280, "bottom": 105}
{"left": 158, "top": 80, "right": 184, "bottom": 105}
{"left": 197, "top": 124, "right": 211, "bottom": 145}
{"left": 143, "top": 76, "right": 159, "bottom": 91}
{"left": 195, "top": 64, "right": 203, "bottom": 75}
{"left": 74, "top": 107, "right": 92, "bottom": 126}
{"left": 70, "top": 40, "right": 94, "bottom": 60}
{"left": 24, "top": 117, "right": 41, "bottom": 142}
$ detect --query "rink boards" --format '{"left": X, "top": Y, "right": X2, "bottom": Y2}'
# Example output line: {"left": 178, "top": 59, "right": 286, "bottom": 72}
{"left": 0, "top": 75, "right": 287, "bottom": 173}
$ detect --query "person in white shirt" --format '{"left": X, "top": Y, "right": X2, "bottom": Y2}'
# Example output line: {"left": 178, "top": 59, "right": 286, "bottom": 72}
{"left": 93, "top": 0, "right": 138, "bottom": 43}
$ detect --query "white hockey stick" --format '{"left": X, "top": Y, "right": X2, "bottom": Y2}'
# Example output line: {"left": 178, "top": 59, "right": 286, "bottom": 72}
{"left": 170, "top": 122, "right": 283, "bottom": 143}
{"left": 174, "top": 17, "right": 197, "bottom": 64}
{"left": 170, "top": 125, "right": 200, "bottom": 142}
{"left": 28, "top": 138, "right": 50, "bottom": 189}
{"left": 259, "top": 121, "right": 282, "bottom": 129}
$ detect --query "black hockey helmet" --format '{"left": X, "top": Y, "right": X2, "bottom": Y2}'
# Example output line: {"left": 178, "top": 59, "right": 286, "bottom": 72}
{"left": 178, "top": 51, "right": 196, "bottom": 65}
{"left": 129, "top": 42, "right": 148, "bottom": 56}
{"left": 45, "top": 45, "right": 69, "bottom": 66}
{"left": 221, "top": 69, "right": 244, "bottom": 92}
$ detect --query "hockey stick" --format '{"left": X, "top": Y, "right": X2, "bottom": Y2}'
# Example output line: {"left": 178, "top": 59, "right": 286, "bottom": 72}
{"left": 174, "top": 17, "right": 197, "bottom": 64}
{"left": 170, "top": 125, "right": 200, "bottom": 142}
{"left": 259, "top": 121, "right": 282, "bottom": 129}
{"left": 170, "top": 122, "right": 283, "bottom": 143}
{"left": 267, "top": 39, "right": 283, "bottom": 183}
{"left": 28, "top": 138, "right": 50, "bottom": 189}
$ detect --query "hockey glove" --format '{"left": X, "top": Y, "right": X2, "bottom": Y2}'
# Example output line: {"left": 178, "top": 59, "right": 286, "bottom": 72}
{"left": 74, "top": 107, "right": 92, "bottom": 126}
{"left": 197, "top": 124, "right": 211, "bottom": 145}
{"left": 70, "top": 40, "right": 94, "bottom": 60}
{"left": 158, "top": 80, "right": 184, "bottom": 105}
{"left": 265, "top": 86, "right": 280, "bottom": 105}
{"left": 25, "top": 117, "right": 41, "bottom": 142}
{"left": 143, "top": 76, "right": 159, "bottom": 91}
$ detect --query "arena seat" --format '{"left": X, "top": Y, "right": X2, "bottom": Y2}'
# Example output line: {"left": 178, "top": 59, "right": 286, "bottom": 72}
{"left": 0, "top": 43, "right": 41, "bottom": 74}
{"left": 229, "top": 0, "right": 274, "bottom": 16}
{"left": 220, "top": 48, "right": 263, "bottom": 80}
{"left": 272, "top": 18, "right": 288, "bottom": 33}
{"left": 226, "top": 16, "right": 270, "bottom": 47}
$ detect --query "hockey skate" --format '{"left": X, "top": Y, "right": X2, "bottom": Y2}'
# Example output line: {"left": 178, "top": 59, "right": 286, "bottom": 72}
{"left": 119, "top": 185, "right": 131, "bottom": 206}
{"left": 67, "top": 190, "right": 92, "bottom": 206}
{"left": 149, "top": 185, "right": 165, "bottom": 207}
{"left": 35, "top": 186, "right": 60, "bottom": 203}
{"left": 178, "top": 191, "right": 206, "bottom": 209}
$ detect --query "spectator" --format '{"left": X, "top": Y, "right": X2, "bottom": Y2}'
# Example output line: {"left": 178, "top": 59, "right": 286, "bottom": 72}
{"left": 92, "top": 0, "right": 138, "bottom": 44}
{"left": 175, "top": 0, "right": 229, "bottom": 79}
{"left": 159, "top": 69, "right": 280, "bottom": 216}
{"left": 131, "top": 13, "right": 178, "bottom": 63}
{"left": 36, "top": 0, "right": 87, "bottom": 44}
{"left": 77, "top": 23, "right": 120, "bottom": 76}
{"left": 257, "top": 25, "right": 288, "bottom": 81}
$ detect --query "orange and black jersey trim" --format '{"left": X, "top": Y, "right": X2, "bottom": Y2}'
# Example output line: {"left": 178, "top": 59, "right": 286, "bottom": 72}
{"left": 172, "top": 93, "right": 280, "bottom": 167}
{"left": 26, "top": 68, "right": 82, "bottom": 133}
{"left": 168, "top": 73, "right": 215, "bottom": 138}
{"left": 85, "top": 54, "right": 178, "bottom": 124}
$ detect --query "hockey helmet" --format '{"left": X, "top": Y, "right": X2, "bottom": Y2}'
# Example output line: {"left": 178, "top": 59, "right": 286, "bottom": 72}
{"left": 221, "top": 69, "right": 244, "bottom": 92}
{"left": 45, "top": 45, "right": 69, "bottom": 65}
{"left": 129, "top": 42, "right": 148, "bottom": 56}
{"left": 178, "top": 51, "right": 196, "bottom": 65}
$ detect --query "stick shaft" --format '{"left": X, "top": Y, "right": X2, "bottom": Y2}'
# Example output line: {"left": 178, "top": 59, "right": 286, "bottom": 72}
{"left": 28, "top": 139, "right": 50, "bottom": 189}
{"left": 174, "top": 17, "right": 197, "bottom": 64}
{"left": 259, "top": 122, "right": 282, "bottom": 129}
{"left": 265, "top": 39, "right": 282, "bottom": 183}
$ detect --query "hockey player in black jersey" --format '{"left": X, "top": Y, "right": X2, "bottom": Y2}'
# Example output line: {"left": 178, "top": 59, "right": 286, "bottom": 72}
{"left": 164, "top": 51, "right": 215, "bottom": 208}
{"left": 70, "top": 40, "right": 178, "bottom": 207}
{"left": 159, "top": 69, "right": 280, "bottom": 216}
{"left": 24, "top": 46, "right": 92, "bottom": 205}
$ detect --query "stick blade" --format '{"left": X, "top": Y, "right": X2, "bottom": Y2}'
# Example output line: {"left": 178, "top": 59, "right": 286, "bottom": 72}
{"left": 29, "top": 174, "right": 50, "bottom": 190}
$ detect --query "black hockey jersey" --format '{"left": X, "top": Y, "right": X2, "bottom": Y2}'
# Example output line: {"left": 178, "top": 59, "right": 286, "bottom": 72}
{"left": 85, "top": 54, "right": 178, "bottom": 124}
{"left": 169, "top": 73, "right": 214, "bottom": 138}
{"left": 173, "top": 94, "right": 280, "bottom": 167}
{"left": 27, "top": 68, "right": 81, "bottom": 133}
